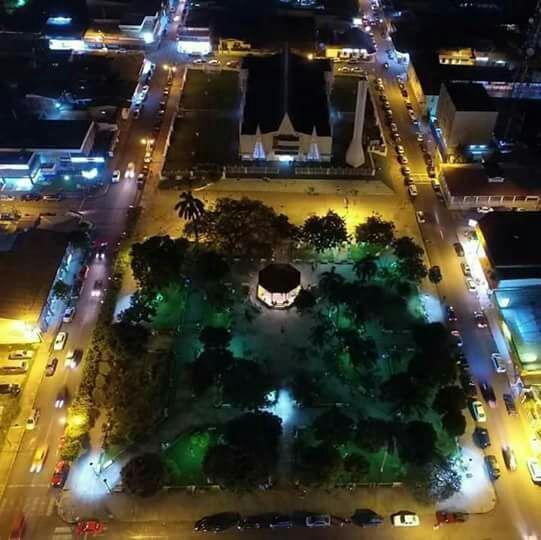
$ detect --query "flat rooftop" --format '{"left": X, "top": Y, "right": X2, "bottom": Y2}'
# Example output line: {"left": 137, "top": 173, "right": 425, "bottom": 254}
{"left": 0, "top": 229, "right": 69, "bottom": 322}
{"left": 445, "top": 81, "right": 495, "bottom": 111}
{"left": 478, "top": 211, "right": 541, "bottom": 271}
{"left": 442, "top": 163, "right": 541, "bottom": 198}
{"left": 0, "top": 120, "right": 92, "bottom": 151}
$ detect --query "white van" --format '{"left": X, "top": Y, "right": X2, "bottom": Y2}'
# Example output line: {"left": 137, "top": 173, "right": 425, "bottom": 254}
{"left": 0, "top": 361, "right": 28, "bottom": 374}
{"left": 8, "top": 349, "right": 34, "bottom": 360}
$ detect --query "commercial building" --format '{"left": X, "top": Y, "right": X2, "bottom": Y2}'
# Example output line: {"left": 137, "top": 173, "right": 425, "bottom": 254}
{"left": 239, "top": 52, "right": 332, "bottom": 162}
{"left": 0, "top": 228, "right": 72, "bottom": 344}
{"left": 321, "top": 27, "right": 376, "bottom": 61}
{"left": 435, "top": 82, "right": 498, "bottom": 158}
{"left": 0, "top": 120, "right": 99, "bottom": 190}
{"left": 475, "top": 212, "right": 541, "bottom": 376}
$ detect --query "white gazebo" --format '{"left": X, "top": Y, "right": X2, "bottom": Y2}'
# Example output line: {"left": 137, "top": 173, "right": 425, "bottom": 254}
{"left": 257, "top": 263, "right": 301, "bottom": 309}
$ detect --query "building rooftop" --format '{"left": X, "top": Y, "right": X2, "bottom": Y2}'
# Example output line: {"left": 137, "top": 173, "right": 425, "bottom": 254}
{"left": 320, "top": 27, "right": 376, "bottom": 54}
{"left": 443, "top": 163, "right": 541, "bottom": 198}
{"left": 0, "top": 229, "right": 69, "bottom": 322}
{"left": 445, "top": 81, "right": 495, "bottom": 111}
{"left": 241, "top": 51, "right": 331, "bottom": 136}
{"left": 0, "top": 120, "right": 93, "bottom": 151}
{"left": 478, "top": 212, "right": 541, "bottom": 274}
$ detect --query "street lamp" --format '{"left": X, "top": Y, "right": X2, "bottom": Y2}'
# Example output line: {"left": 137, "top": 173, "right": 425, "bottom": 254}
{"left": 103, "top": 478, "right": 112, "bottom": 494}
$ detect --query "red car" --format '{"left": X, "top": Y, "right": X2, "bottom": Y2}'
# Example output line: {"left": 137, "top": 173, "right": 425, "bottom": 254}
{"left": 435, "top": 511, "right": 468, "bottom": 524}
{"left": 51, "top": 460, "right": 70, "bottom": 488}
{"left": 76, "top": 520, "right": 104, "bottom": 535}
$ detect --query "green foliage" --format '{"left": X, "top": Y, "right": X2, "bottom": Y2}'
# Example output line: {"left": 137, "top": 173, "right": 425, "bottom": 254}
{"left": 353, "top": 255, "right": 378, "bottom": 282}
{"left": 293, "top": 288, "right": 317, "bottom": 314}
{"left": 398, "top": 421, "right": 437, "bottom": 465}
{"left": 302, "top": 210, "right": 349, "bottom": 252}
{"left": 225, "top": 411, "right": 283, "bottom": 457}
{"left": 59, "top": 437, "right": 83, "bottom": 462}
{"left": 199, "top": 326, "right": 232, "bottom": 349}
{"left": 355, "top": 213, "right": 395, "bottom": 247}
{"left": 406, "top": 458, "right": 462, "bottom": 503}
{"left": 192, "top": 250, "right": 230, "bottom": 282}
{"left": 52, "top": 280, "right": 71, "bottom": 301}
{"left": 343, "top": 453, "right": 370, "bottom": 480}
{"left": 290, "top": 371, "right": 321, "bottom": 407}
{"left": 296, "top": 443, "right": 343, "bottom": 485}
{"left": 184, "top": 197, "right": 297, "bottom": 257}
{"left": 392, "top": 236, "right": 424, "bottom": 260}
{"left": 130, "top": 235, "right": 189, "bottom": 293}
{"left": 356, "top": 418, "right": 395, "bottom": 452}
{"left": 222, "top": 361, "right": 274, "bottom": 410}
{"left": 121, "top": 453, "right": 165, "bottom": 497}
{"left": 313, "top": 407, "right": 355, "bottom": 445}
{"left": 190, "top": 348, "right": 235, "bottom": 396}
{"left": 441, "top": 409, "right": 467, "bottom": 437}
{"left": 433, "top": 386, "right": 467, "bottom": 415}
{"left": 381, "top": 373, "right": 429, "bottom": 415}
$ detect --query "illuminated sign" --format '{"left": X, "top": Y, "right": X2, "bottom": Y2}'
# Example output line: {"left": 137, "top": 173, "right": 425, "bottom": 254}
{"left": 49, "top": 39, "right": 85, "bottom": 51}
{"left": 47, "top": 16, "right": 72, "bottom": 25}
{"left": 70, "top": 156, "right": 105, "bottom": 164}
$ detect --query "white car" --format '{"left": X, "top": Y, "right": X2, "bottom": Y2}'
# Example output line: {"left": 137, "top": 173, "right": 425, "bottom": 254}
{"left": 53, "top": 331, "right": 68, "bottom": 351}
{"left": 477, "top": 206, "right": 494, "bottom": 214}
{"left": 392, "top": 512, "right": 420, "bottom": 527}
{"left": 527, "top": 458, "right": 541, "bottom": 484}
{"left": 491, "top": 353, "right": 506, "bottom": 373}
{"left": 0, "top": 194, "right": 15, "bottom": 201}
{"left": 465, "top": 278, "right": 477, "bottom": 291}
{"left": 471, "top": 400, "right": 487, "bottom": 422}
{"left": 416, "top": 210, "right": 426, "bottom": 224}
{"left": 124, "top": 162, "right": 135, "bottom": 179}
{"left": 26, "top": 408, "right": 40, "bottom": 430}
{"left": 30, "top": 444, "right": 48, "bottom": 473}
{"left": 62, "top": 306, "right": 75, "bottom": 323}
{"left": 408, "top": 184, "right": 418, "bottom": 197}
{"left": 396, "top": 145, "right": 405, "bottom": 155}
{"left": 111, "top": 170, "right": 121, "bottom": 183}
{"left": 64, "top": 349, "right": 81, "bottom": 369}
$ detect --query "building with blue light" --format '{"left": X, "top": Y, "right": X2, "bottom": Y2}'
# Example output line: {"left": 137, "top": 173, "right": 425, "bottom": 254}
{"left": 0, "top": 120, "right": 101, "bottom": 191}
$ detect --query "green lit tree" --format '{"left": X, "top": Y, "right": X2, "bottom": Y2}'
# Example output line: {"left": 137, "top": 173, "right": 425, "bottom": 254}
{"left": 52, "top": 280, "right": 71, "bottom": 301}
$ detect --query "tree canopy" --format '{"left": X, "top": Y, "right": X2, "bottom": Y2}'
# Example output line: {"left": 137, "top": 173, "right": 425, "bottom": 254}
{"left": 313, "top": 407, "right": 355, "bottom": 445}
{"left": 301, "top": 210, "right": 349, "bottom": 252}
{"left": 121, "top": 453, "right": 165, "bottom": 497}
{"left": 398, "top": 421, "right": 437, "bottom": 465}
{"left": 355, "top": 214, "right": 395, "bottom": 246}
{"left": 225, "top": 411, "right": 282, "bottom": 457}
{"left": 407, "top": 459, "right": 462, "bottom": 503}
{"left": 296, "top": 444, "right": 343, "bottom": 485}
{"left": 222, "top": 361, "right": 274, "bottom": 410}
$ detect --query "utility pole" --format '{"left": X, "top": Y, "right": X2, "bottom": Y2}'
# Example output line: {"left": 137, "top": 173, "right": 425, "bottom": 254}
{"left": 504, "top": 0, "right": 541, "bottom": 141}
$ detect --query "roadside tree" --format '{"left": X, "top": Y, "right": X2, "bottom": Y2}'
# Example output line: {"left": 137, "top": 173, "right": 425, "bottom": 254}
{"left": 221, "top": 360, "right": 274, "bottom": 410}
{"left": 355, "top": 214, "right": 395, "bottom": 247}
{"left": 296, "top": 444, "right": 343, "bottom": 485}
{"left": 52, "top": 280, "right": 71, "bottom": 301}
{"left": 406, "top": 458, "right": 462, "bottom": 503}
{"left": 313, "top": 407, "right": 355, "bottom": 445}
{"left": 301, "top": 210, "right": 349, "bottom": 252}
{"left": 121, "top": 453, "right": 165, "bottom": 497}
{"left": 397, "top": 421, "right": 437, "bottom": 465}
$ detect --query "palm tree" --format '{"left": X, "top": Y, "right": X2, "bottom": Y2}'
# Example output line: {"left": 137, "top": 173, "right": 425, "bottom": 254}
{"left": 174, "top": 191, "right": 205, "bottom": 243}
{"left": 353, "top": 255, "right": 378, "bottom": 283}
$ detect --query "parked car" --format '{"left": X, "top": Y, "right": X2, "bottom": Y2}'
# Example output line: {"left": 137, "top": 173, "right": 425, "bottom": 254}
{"left": 527, "top": 458, "right": 541, "bottom": 484}
{"left": 485, "top": 455, "right": 501, "bottom": 480}
{"left": 453, "top": 242, "right": 465, "bottom": 257}
{"left": 45, "top": 357, "right": 58, "bottom": 377}
{"left": 465, "top": 278, "right": 477, "bottom": 291}
{"left": 391, "top": 511, "right": 420, "bottom": 527}
{"left": 470, "top": 400, "right": 487, "bottom": 422}
{"left": 460, "top": 374, "right": 477, "bottom": 397}
{"left": 351, "top": 509, "right": 384, "bottom": 527}
{"left": 435, "top": 511, "right": 469, "bottom": 524}
{"left": 502, "top": 445, "right": 517, "bottom": 471}
{"left": 76, "top": 521, "right": 104, "bottom": 536}
{"left": 30, "top": 444, "right": 48, "bottom": 473}
{"left": 53, "top": 331, "right": 68, "bottom": 351}
{"left": 62, "top": 306, "right": 76, "bottom": 323}
{"left": 479, "top": 381, "right": 497, "bottom": 407}
{"left": 21, "top": 193, "right": 42, "bottom": 201}
{"left": 503, "top": 393, "right": 517, "bottom": 415}
{"left": 461, "top": 262, "right": 472, "bottom": 276}
{"left": 25, "top": 408, "right": 40, "bottom": 430}
{"left": 456, "top": 352, "right": 469, "bottom": 370}
{"left": 194, "top": 513, "right": 241, "bottom": 533}
{"left": 450, "top": 330, "right": 463, "bottom": 347}
{"left": 50, "top": 460, "right": 70, "bottom": 488}
{"left": 8, "top": 349, "right": 34, "bottom": 360}
{"left": 306, "top": 514, "right": 331, "bottom": 527}
{"left": 270, "top": 514, "right": 293, "bottom": 529}
{"left": 111, "top": 170, "right": 121, "bottom": 183}
{"left": 408, "top": 184, "right": 418, "bottom": 197}
{"left": 416, "top": 210, "right": 426, "bottom": 224}
{"left": 491, "top": 353, "right": 506, "bottom": 373}
{"left": 477, "top": 206, "right": 494, "bottom": 214}
{"left": 237, "top": 514, "right": 274, "bottom": 530}
{"left": 474, "top": 311, "right": 488, "bottom": 328}
{"left": 0, "top": 384, "right": 21, "bottom": 396}
{"left": 474, "top": 426, "right": 491, "bottom": 448}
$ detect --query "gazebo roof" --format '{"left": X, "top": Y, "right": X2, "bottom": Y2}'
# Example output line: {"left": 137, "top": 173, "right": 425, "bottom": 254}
{"left": 258, "top": 263, "right": 300, "bottom": 293}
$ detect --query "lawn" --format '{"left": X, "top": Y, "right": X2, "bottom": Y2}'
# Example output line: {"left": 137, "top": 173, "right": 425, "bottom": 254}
{"left": 163, "top": 429, "right": 219, "bottom": 485}
{"left": 163, "top": 114, "right": 239, "bottom": 171}
{"left": 181, "top": 69, "right": 240, "bottom": 111}
{"left": 151, "top": 283, "right": 188, "bottom": 330}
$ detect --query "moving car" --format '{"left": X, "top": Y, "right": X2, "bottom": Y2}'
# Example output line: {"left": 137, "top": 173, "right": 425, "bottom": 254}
{"left": 51, "top": 461, "right": 70, "bottom": 488}
{"left": 194, "top": 513, "right": 241, "bottom": 532}
{"left": 53, "top": 331, "right": 68, "bottom": 351}
{"left": 450, "top": 330, "right": 463, "bottom": 347}
{"left": 124, "top": 162, "right": 135, "bottom": 179}
{"left": 485, "top": 455, "right": 501, "bottom": 480}
{"left": 446, "top": 305, "right": 457, "bottom": 322}
{"left": 111, "top": 170, "right": 121, "bottom": 183}
{"left": 474, "top": 311, "right": 488, "bottom": 328}
{"left": 43, "top": 193, "right": 64, "bottom": 201}
{"left": 63, "top": 306, "right": 76, "bottom": 323}
{"left": 470, "top": 400, "right": 486, "bottom": 422}
{"left": 479, "top": 381, "right": 497, "bottom": 407}
{"left": 491, "top": 353, "right": 506, "bottom": 373}
{"left": 306, "top": 514, "right": 331, "bottom": 527}
{"left": 502, "top": 445, "right": 517, "bottom": 471}
{"left": 65, "top": 349, "right": 82, "bottom": 369}
{"left": 407, "top": 184, "right": 418, "bottom": 197}
{"left": 25, "top": 408, "right": 40, "bottom": 430}
{"left": 30, "top": 444, "right": 48, "bottom": 473}
{"left": 45, "top": 357, "right": 58, "bottom": 377}
{"left": 9, "top": 513, "right": 26, "bottom": 540}
{"left": 474, "top": 426, "right": 491, "bottom": 448}
{"left": 465, "top": 278, "right": 476, "bottom": 291}
{"left": 435, "top": 511, "right": 468, "bottom": 524}
{"left": 76, "top": 521, "right": 104, "bottom": 535}
{"left": 503, "top": 393, "right": 517, "bottom": 415}
{"left": 55, "top": 386, "right": 68, "bottom": 408}
{"left": 351, "top": 509, "right": 384, "bottom": 527}
{"left": 91, "top": 280, "right": 103, "bottom": 297}
{"left": 391, "top": 511, "right": 420, "bottom": 527}
{"left": 95, "top": 241, "right": 107, "bottom": 260}
{"left": 527, "top": 458, "right": 541, "bottom": 484}
{"left": 416, "top": 210, "right": 426, "bottom": 224}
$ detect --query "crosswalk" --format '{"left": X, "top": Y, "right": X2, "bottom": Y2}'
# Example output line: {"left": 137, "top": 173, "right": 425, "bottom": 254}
{"left": 52, "top": 526, "right": 73, "bottom": 539}
{"left": 0, "top": 492, "right": 56, "bottom": 517}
